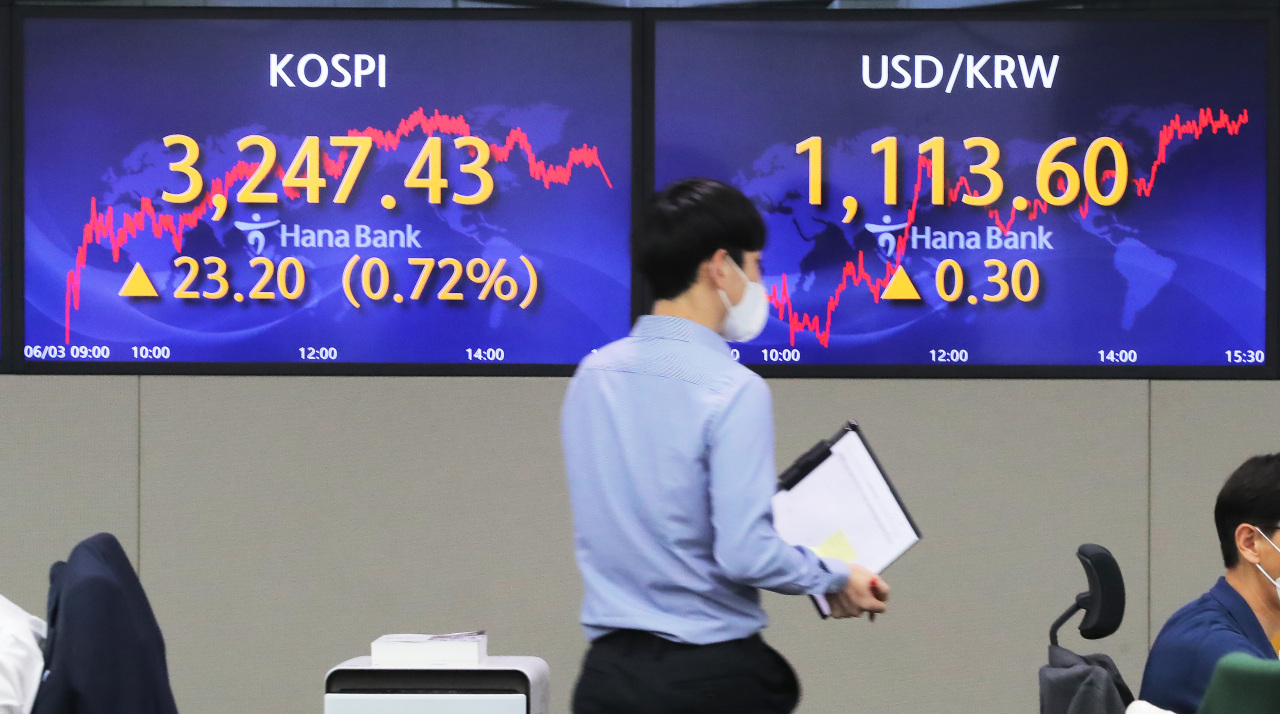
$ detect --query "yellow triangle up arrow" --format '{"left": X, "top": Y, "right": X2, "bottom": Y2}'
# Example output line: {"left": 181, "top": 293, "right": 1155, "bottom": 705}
{"left": 118, "top": 263, "right": 159, "bottom": 298}
{"left": 880, "top": 265, "right": 921, "bottom": 301}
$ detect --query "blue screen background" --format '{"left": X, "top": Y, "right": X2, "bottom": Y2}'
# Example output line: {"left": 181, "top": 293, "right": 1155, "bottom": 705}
{"left": 655, "top": 20, "right": 1268, "bottom": 367}
{"left": 24, "top": 17, "right": 632, "bottom": 365}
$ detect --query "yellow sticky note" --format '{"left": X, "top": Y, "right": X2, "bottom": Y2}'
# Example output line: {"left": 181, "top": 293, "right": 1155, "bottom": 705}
{"left": 813, "top": 530, "right": 858, "bottom": 562}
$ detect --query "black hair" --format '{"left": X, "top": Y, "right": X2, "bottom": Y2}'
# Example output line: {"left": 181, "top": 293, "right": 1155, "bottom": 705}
{"left": 636, "top": 178, "right": 766, "bottom": 301}
{"left": 1215, "top": 453, "right": 1280, "bottom": 568}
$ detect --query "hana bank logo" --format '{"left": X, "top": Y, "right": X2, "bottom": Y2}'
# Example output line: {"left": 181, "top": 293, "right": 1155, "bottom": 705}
{"left": 865, "top": 215, "right": 909, "bottom": 258}
{"left": 234, "top": 213, "right": 281, "bottom": 255}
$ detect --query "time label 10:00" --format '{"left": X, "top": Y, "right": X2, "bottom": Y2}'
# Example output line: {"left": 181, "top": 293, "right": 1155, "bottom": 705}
{"left": 727, "top": 348, "right": 801, "bottom": 362}
{"left": 796, "top": 134, "right": 1128, "bottom": 210}
{"left": 161, "top": 133, "right": 493, "bottom": 208}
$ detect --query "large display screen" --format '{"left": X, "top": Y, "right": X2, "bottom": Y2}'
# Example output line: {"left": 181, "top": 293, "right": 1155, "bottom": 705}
{"left": 0, "top": 8, "right": 8, "bottom": 369}
{"left": 21, "top": 12, "right": 633, "bottom": 372}
{"left": 654, "top": 17, "right": 1273, "bottom": 374}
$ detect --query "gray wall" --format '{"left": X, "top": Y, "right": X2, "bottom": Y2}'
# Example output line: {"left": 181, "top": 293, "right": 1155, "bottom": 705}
{"left": 2, "top": 376, "right": 1278, "bottom": 714}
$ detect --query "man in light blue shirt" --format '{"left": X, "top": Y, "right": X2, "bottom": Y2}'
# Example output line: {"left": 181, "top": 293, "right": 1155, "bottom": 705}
{"left": 563, "top": 179, "right": 888, "bottom": 714}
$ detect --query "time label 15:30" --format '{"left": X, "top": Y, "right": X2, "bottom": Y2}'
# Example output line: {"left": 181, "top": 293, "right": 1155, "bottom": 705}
{"left": 1225, "top": 350, "right": 1265, "bottom": 364}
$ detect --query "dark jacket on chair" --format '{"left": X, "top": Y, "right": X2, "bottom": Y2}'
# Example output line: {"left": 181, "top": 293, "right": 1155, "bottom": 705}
{"left": 30, "top": 533, "right": 179, "bottom": 714}
{"left": 1040, "top": 644, "right": 1134, "bottom": 714}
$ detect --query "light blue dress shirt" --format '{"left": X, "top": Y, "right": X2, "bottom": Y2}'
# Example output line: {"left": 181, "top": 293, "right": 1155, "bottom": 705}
{"left": 562, "top": 315, "right": 850, "bottom": 645}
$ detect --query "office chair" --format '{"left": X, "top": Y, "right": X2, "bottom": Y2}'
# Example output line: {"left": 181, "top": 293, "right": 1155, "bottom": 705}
{"left": 1196, "top": 652, "right": 1280, "bottom": 714}
{"left": 1040, "top": 544, "right": 1133, "bottom": 714}
{"left": 1050, "top": 543, "right": 1126, "bottom": 646}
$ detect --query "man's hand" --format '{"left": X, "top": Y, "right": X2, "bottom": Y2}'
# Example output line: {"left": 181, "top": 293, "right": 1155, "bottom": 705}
{"left": 827, "top": 564, "right": 890, "bottom": 620}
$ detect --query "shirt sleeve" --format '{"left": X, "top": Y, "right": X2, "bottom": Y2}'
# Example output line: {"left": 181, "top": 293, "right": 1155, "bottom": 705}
{"left": 0, "top": 635, "right": 21, "bottom": 714}
{"left": 707, "top": 375, "right": 850, "bottom": 596}
{"left": 1139, "top": 623, "right": 1275, "bottom": 714}
{"left": 1186, "top": 630, "right": 1275, "bottom": 705}
{"left": 0, "top": 628, "right": 41, "bottom": 714}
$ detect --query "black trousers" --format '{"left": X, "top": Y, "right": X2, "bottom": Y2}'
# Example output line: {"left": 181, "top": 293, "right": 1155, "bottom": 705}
{"left": 571, "top": 629, "right": 800, "bottom": 714}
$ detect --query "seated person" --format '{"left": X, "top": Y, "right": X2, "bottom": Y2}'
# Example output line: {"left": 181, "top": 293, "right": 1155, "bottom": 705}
{"left": 0, "top": 593, "right": 45, "bottom": 714}
{"left": 1139, "top": 454, "right": 1280, "bottom": 713}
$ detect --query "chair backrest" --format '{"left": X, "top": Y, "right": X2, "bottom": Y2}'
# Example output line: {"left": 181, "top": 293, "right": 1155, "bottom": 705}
{"left": 30, "top": 533, "right": 179, "bottom": 714}
{"left": 1050, "top": 543, "right": 1125, "bottom": 645}
{"left": 1076, "top": 544, "right": 1125, "bottom": 640}
{"left": 1196, "top": 652, "right": 1280, "bottom": 714}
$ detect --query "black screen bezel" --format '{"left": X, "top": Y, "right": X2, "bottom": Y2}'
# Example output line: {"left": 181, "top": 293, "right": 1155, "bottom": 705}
{"left": 0, "top": 5, "right": 11, "bottom": 374}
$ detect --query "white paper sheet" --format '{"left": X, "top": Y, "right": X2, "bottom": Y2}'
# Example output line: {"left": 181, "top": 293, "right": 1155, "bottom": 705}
{"left": 773, "top": 430, "right": 918, "bottom": 576}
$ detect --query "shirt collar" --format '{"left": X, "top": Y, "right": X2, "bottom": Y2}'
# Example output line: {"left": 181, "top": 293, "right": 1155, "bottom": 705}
{"left": 1210, "top": 576, "right": 1277, "bottom": 657}
{"left": 631, "top": 315, "right": 733, "bottom": 358}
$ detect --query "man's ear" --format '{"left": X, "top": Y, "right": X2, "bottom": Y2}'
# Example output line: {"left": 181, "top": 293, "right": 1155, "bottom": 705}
{"left": 705, "top": 249, "right": 730, "bottom": 290}
{"left": 1237, "top": 523, "right": 1263, "bottom": 566}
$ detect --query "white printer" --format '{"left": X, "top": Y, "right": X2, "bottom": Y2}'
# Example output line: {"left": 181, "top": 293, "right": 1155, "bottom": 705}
{"left": 324, "top": 655, "right": 550, "bottom": 714}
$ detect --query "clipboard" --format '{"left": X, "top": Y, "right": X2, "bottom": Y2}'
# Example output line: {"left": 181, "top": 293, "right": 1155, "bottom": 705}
{"left": 773, "top": 421, "right": 921, "bottom": 619}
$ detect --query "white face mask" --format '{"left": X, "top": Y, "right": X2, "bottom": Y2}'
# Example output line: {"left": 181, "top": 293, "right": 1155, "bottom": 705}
{"left": 1251, "top": 526, "right": 1280, "bottom": 601}
{"left": 717, "top": 256, "right": 769, "bottom": 343}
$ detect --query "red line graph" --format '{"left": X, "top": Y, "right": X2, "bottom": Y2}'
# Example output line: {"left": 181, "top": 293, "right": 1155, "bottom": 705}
{"left": 768, "top": 107, "right": 1250, "bottom": 348}
{"left": 63, "top": 108, "right": 614, "bottom": 342}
